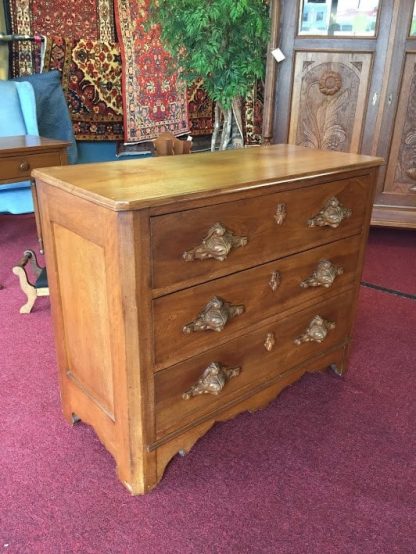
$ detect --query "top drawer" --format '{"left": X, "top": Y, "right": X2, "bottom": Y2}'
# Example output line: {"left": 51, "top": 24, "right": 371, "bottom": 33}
{"left": 1, "top": 153, "right": 62, "bottom": 181}
{"left": 150, "top": 175, "right": 371, "bottom": 292}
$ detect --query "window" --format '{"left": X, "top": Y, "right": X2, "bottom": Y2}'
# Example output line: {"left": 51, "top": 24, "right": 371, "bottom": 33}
{"left": 299, "top": 0, "right": 380, "bottom": 37}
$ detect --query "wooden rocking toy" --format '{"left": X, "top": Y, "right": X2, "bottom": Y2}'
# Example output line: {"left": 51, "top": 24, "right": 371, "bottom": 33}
{"left": 13, "top": 249, "right": 49, "bottom": 313}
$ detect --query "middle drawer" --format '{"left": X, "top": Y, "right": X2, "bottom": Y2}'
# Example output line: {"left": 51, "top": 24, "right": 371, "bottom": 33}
{"left": 153, "top": 234, "right": 361, "bottom": 369}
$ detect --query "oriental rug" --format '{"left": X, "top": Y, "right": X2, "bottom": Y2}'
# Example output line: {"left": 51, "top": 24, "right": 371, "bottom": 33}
{"left": 114, "top": 0, "right": 189, "bottom": 143}
{"left": 5, "top": 0, "right": 116, "bottom": 76}
{"left": 43, "top": 37, "right": 123, "bottom": 141}
{"left": 187, "top": 80, "right": 214, "bottom": 137}
{"left": 243, "top": 80, "right": 264, "bottom": 145}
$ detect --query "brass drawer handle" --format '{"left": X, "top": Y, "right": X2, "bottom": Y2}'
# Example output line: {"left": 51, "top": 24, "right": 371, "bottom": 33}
{"left": 294, "top": 315, "right": 335, "bottom": 345}
{"left": 183, "top": 296, "right": 245, "bottom": 334}
{"left": 18, "top": 160, "right": 30, "bottom": 172}
{"left": 300, "top": 260, "right": 344, "bottom": 289}
{"left": 182, "top": 362, "right": 241, "bottom": 399}
{"left": 183, "top": 222, "right": 248, "bottom": 262}
{"left": 274, "top": 203, "right": 287, "bottom": 225}
{"left": 264, "top": 332, "right": 276, "bottom": 351}
{"left": 269, "top": 271, "right": 281, "bottom": 291}
{"left": 307, "top": 196, "right": 352, "bottom": 228}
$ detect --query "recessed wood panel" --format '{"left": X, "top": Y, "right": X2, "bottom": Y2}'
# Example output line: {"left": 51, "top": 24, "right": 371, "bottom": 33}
{"left": 53, "top": 224, "right": 115, "bottom": 419}
{"left": 289, "top": 51, "right": 372, "bottom": 153}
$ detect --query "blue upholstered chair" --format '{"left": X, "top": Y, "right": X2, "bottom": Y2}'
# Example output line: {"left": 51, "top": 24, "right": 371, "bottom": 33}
{"left": 0, "top": 71, "right": 77, "bottom": 214}
{"left": 0, "top": 80, "right": 39, "bottom": 214}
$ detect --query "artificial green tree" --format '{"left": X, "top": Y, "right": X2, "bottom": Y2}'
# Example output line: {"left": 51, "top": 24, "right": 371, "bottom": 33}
{"left": 148, "top": 0, "right": 270, "bottom": 150}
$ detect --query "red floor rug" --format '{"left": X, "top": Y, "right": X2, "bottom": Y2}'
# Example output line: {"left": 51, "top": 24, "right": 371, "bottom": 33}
{"left": 362, "top": 227, "right": 416, "bottom": 296}
{"left": 1, "top": 215, "right": 415, "bottom": 553}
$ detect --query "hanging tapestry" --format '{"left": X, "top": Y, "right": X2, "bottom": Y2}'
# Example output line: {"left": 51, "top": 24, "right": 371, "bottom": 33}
{"left": 5, "top": 0, "right": 116, "bottom": 76}
{"left": 114, "top": 0, "right": 189, "bottom": 143}
{"left": 243, "top": 80, "right": 265, "bottom": 145}
{"left": 42, "top": 37, "right": 123, "bottom": 140}
{"left": 187, "top": 80, "right": 214, "bottom": 137}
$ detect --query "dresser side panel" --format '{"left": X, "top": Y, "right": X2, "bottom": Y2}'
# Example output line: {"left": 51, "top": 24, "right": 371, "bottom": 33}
{"left": 37, "top": 182, "right": 155, "bottom": 492}
{"left": 53, "top": 224, "right": 115, "bottom": 418}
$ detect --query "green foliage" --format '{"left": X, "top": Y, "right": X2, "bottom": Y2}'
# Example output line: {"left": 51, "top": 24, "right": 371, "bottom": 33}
{"left": 148, "top": 0, "right": 270, "bottom": 110}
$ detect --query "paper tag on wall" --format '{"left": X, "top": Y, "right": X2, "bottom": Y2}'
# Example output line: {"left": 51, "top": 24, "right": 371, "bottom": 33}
{"left": 271, "top": 48, "right": 285, "bottom": 63}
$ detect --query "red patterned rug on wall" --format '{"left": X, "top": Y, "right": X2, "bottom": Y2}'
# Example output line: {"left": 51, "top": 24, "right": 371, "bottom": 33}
{"left": 187, "top": 80, "right": 214, "bottom": 137}
{"left": 114, "top": 0, "right": 189, "bottom": 143}
{"left": 5, "top": 0, "right": 115, "bottom": 76}
{"left": 243, "top": 80, "right": 264, "bottom": 146}
{"left": 43, "top": 37, "right": 124, "bottom": 141}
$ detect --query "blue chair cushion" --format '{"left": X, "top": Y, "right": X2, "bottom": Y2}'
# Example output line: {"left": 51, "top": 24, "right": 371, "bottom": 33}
{"left": 15, "top": 81, "right": 39, "bottom": 135}
{"left": 13, "top": 70, "right": 78, "bottom": 164}
{"left": 0, "top": 182, "right": 34, "bottom": 214}
{"left": 0, "top": 81, "right": 36, "bottom": 214}
{"left": 0, "top": 81, "right": 27, "bottom": 137}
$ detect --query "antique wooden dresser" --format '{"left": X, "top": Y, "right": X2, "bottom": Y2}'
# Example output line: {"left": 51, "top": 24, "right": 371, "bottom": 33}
{"left": 33, "top": 144, "right": 383, "bottom": 494}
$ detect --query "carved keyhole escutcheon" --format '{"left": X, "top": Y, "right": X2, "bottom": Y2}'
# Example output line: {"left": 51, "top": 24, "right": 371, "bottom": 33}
{"left": 274, "top": 203, "right": 287, "bottom": 225}
{"left": 264, "top": 332, "right": 276, "bottom": 352}
{"left": 269, "top": 271, "right": 281, "bottom": 292}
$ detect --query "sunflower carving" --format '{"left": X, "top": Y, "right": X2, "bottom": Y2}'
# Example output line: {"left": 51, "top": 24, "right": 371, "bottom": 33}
{"left": 319, "top": 71, "right": 342, "bottom": 96}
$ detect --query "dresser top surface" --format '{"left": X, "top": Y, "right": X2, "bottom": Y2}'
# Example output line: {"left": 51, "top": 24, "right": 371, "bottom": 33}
{"left": 32, "top": 144, "right": 383, "bottom": 211}
{"left": 0, "top": 135, "right": 70, "bottom": 155}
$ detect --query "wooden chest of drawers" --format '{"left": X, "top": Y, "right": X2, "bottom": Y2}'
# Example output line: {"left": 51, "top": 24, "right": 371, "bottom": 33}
{"left": 33, "top": 144, "right": 383, "bottom": 494}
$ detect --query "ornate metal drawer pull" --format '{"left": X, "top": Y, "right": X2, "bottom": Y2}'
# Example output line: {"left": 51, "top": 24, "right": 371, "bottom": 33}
{"left": 183, "top": 296, "right": 245, "bottom": 334}
{"left": 300, "top": 259, "right": 344, "bottom": 289}
{"left": 269, "top": 271, "right": 281, "bottom": 292}
{"left": 274, "top": 203, "right": 287, "bottom": 225}
{"left": 182, "top": 362, "right": 241, "bottom": 399}
{"left": 264, "top": 332, "right": 276, "bottom": 351}
{"left": 294, "top": 315, "right": 335, "bottom": 345}
{"left": 183, "top": 222, "right": 248, "bottom": 262}
{"left": 307, "top": 196, "right": 352, "bottom": 228}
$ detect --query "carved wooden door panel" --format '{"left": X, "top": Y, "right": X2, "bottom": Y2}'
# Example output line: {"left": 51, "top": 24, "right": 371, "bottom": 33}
{"left": 272, "top": 0, "right": 389, "bottom": 155}
{"left": 370, "top": 2, "right": 416, "bottom": 227}
{"left": 288, "top": 52, "right": 372, "bottom": 153}
{"left": 383, "top": 54, "right": 416, "bottom": 195}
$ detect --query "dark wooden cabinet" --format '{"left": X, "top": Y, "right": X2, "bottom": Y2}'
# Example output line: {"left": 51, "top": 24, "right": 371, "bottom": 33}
{"left": 33, "top": 145, "right": 382, "bottom": 494}
{"left": 265, "top": 0, "right": 416, "bottom": 228}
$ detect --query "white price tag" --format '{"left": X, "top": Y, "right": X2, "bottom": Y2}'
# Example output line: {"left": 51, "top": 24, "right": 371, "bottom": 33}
{"left": 271, "top": 48, "right": 285, "bottom": 63}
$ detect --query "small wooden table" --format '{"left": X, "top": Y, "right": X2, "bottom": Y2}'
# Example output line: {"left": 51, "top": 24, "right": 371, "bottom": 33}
{"left": 0, "top": 135, "right": 69, "bottom": 252}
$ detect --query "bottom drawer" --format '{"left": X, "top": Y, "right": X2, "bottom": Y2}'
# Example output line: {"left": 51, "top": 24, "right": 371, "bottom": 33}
{"left": 155, "top": 289, "right": 355, "bottom": 439}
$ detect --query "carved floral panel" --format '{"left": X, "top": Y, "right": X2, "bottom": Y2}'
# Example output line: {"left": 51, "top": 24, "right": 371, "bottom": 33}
{"left": 289, "top": 52, "right": 372, "bottom": 153}
{"left": 384, "top": 54, "right": 416, "bottom": 194}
